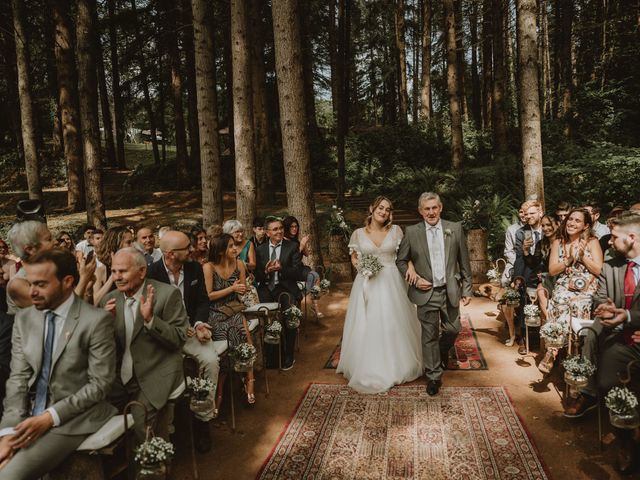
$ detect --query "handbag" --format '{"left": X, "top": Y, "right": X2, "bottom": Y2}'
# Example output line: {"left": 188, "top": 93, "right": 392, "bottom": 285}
{"left": 216, "top": 300, "right": 246, "bottom": 318}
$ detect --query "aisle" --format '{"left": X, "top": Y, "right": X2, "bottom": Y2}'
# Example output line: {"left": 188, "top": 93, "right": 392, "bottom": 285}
{"left": 175, "top": 288, "right": 619, "bottom": 480}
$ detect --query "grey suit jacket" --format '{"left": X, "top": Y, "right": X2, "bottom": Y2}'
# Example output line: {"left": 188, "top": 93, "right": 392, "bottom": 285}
{"left": 0, "top": 295, "right": 117, "bottom": 435}
{"left": 594, "top": 256, "right": 627, "bottom": 308}
{"left": 101, "top": 279, "right": 188, "bottom": 410}
{"left": 396, "top": 220, "right": 473, "bottom": 307}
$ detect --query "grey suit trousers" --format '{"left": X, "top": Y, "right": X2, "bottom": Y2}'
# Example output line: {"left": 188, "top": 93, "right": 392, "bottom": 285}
{"left": 0, "top": 431, "right": 86, "bottom": 480}
{"left": 417, "top": 287, "right": 461, "bottom": 381}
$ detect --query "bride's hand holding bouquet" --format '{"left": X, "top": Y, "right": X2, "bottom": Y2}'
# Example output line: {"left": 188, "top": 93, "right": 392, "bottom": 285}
{"left": 356, "top": 253, "right": 383, "bottom": 278}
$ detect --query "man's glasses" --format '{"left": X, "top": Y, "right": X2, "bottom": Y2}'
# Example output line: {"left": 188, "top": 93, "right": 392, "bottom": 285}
{"left": 172, "top": 245, "right": 192, "bottom": 252}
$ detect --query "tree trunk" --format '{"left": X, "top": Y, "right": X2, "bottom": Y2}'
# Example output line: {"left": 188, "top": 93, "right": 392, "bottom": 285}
{"left": 492, "top": 0, "right": 508, "bottom": 154}
{"left": 300, "top": 0, "right": 320, "bottom": 142}
{"left": 336, "top": 0, "right": 349, "bottom": 208}
{"left": 540, "top": 0, "right": 552, "bottom": 118}
{"left": 53, "top": 0, "right": 85, "bottom": 211}
{"left": 191, "top": 0, "right": 223, "bottom": 227}
{"left": 444, "top": 0, "right": 464, "bottom": 169}
{"left": 328, "top": 0, "right": 339, "bottom": 115}
{"left": 249, "top": 0, "right": 275, "bottom": 205}
{"left": 470, "top": 1, "right": 482, "bottom": 128}
{"left": 94, "top": 5, "right": 116, "bottom": 168}
{"left": 481, "top": 0, "right": 492, "bottom": 129}
{"left": 517, "top": 0, "right": 544, "bottom": 207}
{"left": 395, "top": 0, "right": 409, "bottom": 124}
{"left": 411, "top": 13, "right": 419, "bottom": 124}
{"left": 454, "top": 0, "right": 468, "bottom": 121}
{"left": 12, "top": 0, "right": 42, "bottom": 200}
{"left": 1, "top": 21, "right": 24, "bottom": 166}
{"left": 160, "top": 0, "right": 189, "bottom": 188}
{"left": 272, "top": 0, "right": 323, "bottom": 268}
{"left": 107, "top": 0, "right": 126, "bottom": 168}
{"left": 182, "top": 0, "right": 200, "bottom": 168}
{"left": 559, "top": 0, "right": 574, "bottom": 140}
{"left": 157, "top": 47, "right": 167, "bottom": 162}
{"left": 77, "top": 0, "right": 106, "bottom": 229}
{"left": 420, "top": 0, "right": 432, "bottom": 122}
{"left": 130, "top": 0, "right": 160, "bottom": 165}
{"left": 231, "top": 0, "right": 256, "bottom": 230}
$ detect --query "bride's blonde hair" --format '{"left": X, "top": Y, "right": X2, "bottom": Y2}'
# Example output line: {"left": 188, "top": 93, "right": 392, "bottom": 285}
{"left": 365, "top": 196, "right": 394, "bottom": 231}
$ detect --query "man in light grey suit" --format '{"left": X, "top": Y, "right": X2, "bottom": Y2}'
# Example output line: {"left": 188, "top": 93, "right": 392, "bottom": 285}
{"left": 397, "top": 192, "right": 472, "bottom": 396}
{"left": 101, "top": 248, "right": 188, "bottom": 441}
{"left": 0, "top": 249, "right": 116, "bottom": 479}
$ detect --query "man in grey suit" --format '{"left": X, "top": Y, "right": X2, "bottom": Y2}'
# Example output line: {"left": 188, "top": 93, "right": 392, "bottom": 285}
{"left": 0, "top": 249, "right": 116, "bottom": 479}
{"left": 101, "top": 247, "right": 188, "bottom": 441}
{"left": 397, "top": 192, "right": 472, "bottom": 396}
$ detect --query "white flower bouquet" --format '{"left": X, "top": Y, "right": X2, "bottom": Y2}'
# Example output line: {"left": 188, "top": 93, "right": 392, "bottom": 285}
{"left": 328, "top": 205, "right": 352, "bottom": 242}
{"left": 264, "top": 320, "right": 282, "bottom": 344}
{"left": 562, "top": 356, "right": 596, "bottom": 378}
{"left": 134, "top": 436, "right": 174, "bottom": 466}
{"left": 486, "top": 267, "right": 500, "bottom": 283}
{"left": 320, "top": 278, "right": 331, "bottom": 291}
{"left": 187, "top": 376, "right": 215, "bottom": 400}
{"left": 310, "top": 285, "right": 322, "bottom": 299}
{"left": 540, "top": 321, "right": 567, "bottom": 347}
{"left": 499, "top": 287, "right": 520, "bottom": 306}
{"left": 524, "top": 304, "right": 540, "bottom": 317}
{"left": 356, "top": 253, "right": 383, "bottom": 278}
{"left": 606, "top": 387, "right": 639, "bottom": 416}
{"left": 283, "top": 306, "right": 303, "bottom": 329}
{"left": 232, "top": 343, "right": 257, "bottom": 362}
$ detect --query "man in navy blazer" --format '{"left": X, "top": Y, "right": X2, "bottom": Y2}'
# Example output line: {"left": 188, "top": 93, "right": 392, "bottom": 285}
{"left": 255, "top": 218, "right": 304, "bottom": 370}
{"left": 146, "top": 230, "right": 218, "bottom": 452}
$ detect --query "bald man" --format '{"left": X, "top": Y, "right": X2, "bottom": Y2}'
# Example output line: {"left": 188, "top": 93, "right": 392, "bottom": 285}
{"left": 146, "top": 231, "right": 218, "bottom": 453}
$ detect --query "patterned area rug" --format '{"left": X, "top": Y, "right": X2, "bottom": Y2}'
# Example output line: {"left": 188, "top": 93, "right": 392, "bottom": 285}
{"left": 257, "top": 385, "right": 548, "bottom": 480}
{"left": 325, "top": 314, "right": 487, "bottom": 370}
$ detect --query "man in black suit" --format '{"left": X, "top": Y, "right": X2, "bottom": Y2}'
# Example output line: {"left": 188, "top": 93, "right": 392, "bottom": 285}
{"left": 255, "top": 218, "right": 304, "bottom": 370}
{"left": 146, "top": 230, "right": 218, "bottom": 452}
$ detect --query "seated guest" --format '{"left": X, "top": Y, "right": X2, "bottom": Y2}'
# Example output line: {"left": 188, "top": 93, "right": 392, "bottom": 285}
{"left": 250, "top": 217, "right": 267, "bottom": 251}
{"left": 255, "top": 218, "right": 304, "bottom": 370}
{"left": 584, "top": 204, "right": 610, "bottom": 239}
{"left": 101, "top": 248, "right": 188, "bottom": 441}
{"left": 539, "top": 208, "right": 603, "bottom": 373}
{"left": 587, "top": 212, "right": 640, "bottom": 472}
{"left": 223, "top": 220, "right": 256, "bottom": 271}
{"left": 0, "top": 240, "right": 15, "bottom": 314}
{"left": 93, "top": 226, "right": 134, "bottom": 305}
{"left": 56, "top": 231, "right": 75, "bottom": 252}
{"left": 530, "top": 215, "right": 559, "bottom": 320}
{"left": 555, "top": 201, "right": 572, "bottom": 224}
{"left": 599, "top": 206, "right": 625, "bottom": 259}
{"left": 136, "top": 226, "right": 162, "bottom": 266}
{"left": 147, "top": 231, "right": 217, "bottom": 452}
{"left": 0, "top": 249, "right": 116, "bottom": 479}
{"left": 282, "top": 215, "right": 324, "bottom": 318}
{"left": 74, "top": 224, "right": 95, "bottom": 258}
{"left": 502, "top": 203, "right": 529, "bottom": 286}
{"left": 203, "top": 234, "right": 256, "bottom": 412}
{"left": 190, "top": 227, "right": 209, "bottom": 265}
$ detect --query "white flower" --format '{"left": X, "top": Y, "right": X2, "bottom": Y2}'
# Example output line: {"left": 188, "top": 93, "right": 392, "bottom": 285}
{"left": 444, "top": 228, "right": 453, "bottom": 237}
{"left": 134, "top": 437, "right": 174, "bottom": 465}
{"left": 187, "top": 377, "right": 214, "bottom": 397}
{"left": 562, "top": 356, "right": 596, "bottom": 377}
{"left": 524, "top": 304, "right": 540, "bottom": 317}
{"left": 486, "top": 268, "right": 500, "bottom": 282}
{"left": 540, "top": 321, "right": 567, "bottom": 341}
{"left": 606, "top": 387, "right": 639, "bottom": 415}
{"left": 266, "top": 320, "right": 282, "bottom": 334}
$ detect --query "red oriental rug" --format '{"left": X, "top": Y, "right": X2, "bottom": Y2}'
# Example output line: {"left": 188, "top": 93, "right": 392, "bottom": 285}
{"left": 325, "top": 314, "right": 487, "bottom": 370}
{"left": 257, "top": 385, "right": 548, "bottom": 480}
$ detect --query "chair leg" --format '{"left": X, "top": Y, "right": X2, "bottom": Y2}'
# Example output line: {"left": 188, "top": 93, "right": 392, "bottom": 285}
{"left": 229, "top": 370, "right": 236, "bottom": 432}
{"left": 183, "top": 402, "right": 199, "bottom": 480}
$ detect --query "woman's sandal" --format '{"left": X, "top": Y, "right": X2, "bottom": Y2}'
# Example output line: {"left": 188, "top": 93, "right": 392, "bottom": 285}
{"left": 243, "top": 378, "right": 256, "bottom": 404}
{"left": 504, "top": 336, "right": 516, "bottom": 347}
{"left": 538, "top": 351, "right": 555, "bottom": 374}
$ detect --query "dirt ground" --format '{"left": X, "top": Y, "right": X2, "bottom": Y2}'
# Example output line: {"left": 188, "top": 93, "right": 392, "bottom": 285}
{"left": 172, "top": 292, "right": 628, "bottom": 480}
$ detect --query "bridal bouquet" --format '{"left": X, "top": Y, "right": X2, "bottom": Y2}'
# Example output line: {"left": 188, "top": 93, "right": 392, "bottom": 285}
{"left": 356, "top": 253, "right": 383, "bottom": 278}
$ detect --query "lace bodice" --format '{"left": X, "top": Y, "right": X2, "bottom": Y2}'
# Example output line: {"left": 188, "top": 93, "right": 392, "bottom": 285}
{"left": 348, "top": 225, "right": 403, "bottom": 266}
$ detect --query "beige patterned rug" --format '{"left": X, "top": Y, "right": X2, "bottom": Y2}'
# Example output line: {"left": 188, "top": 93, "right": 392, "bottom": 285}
{"left": 257, "top": 384, "right": 548, "bottom": 480}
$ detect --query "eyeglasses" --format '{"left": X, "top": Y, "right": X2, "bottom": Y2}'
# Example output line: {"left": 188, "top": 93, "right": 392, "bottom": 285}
{"left": 269, "top": 227, "right": 284, "bottom": 232}
{"left": 172, "top": 244, "right": 192, "bottom": 252}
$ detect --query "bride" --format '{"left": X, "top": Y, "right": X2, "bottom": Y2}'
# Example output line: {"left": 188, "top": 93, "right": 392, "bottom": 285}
{"left": 337, "top": 196, "right": 423, "bottom": 393}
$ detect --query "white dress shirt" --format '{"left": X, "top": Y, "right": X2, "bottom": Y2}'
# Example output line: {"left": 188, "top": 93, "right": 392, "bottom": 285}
{"left": 268, "top": 241, "right": 283, "bottom": 285}
{"left": 593, "top": 221, "right": 610, "bottom": 239}
{"left": 425, "top": 220, "right": 446, "bottom": 287}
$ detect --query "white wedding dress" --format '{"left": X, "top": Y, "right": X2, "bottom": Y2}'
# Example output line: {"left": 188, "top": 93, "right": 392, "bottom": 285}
{"left": 337, "top": 225, "right": 423, "bottom": 393}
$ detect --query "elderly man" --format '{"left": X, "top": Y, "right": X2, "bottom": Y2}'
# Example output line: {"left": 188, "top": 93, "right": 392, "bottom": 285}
{"left": 136, "top": 227, "right": 162, "bottom": 266}
{"left": 101, "top": 248, "right": 188, "bottom": 441}
{"left": 0, "top": 249, "right": 116, "bottom": 479}
{"left": 396, "top": 192, "right": 473, "bottom": 396}
{"left": 6, "top": 221, "right": 95, "bottom": 315}
{"left": 147, "top": 231, "right": 218, "bottom": 452}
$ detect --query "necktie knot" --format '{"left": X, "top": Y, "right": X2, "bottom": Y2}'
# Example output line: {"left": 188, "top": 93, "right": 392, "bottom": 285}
{"left": 629, "top": 261, "right": 637, "bottom": 269}
{"left": 45, "top": 311, "right": 56, "bottom": 323}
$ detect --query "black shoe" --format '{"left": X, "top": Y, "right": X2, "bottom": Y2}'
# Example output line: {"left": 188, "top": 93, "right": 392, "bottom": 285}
{"left": 426, "top": 380, "right": 441, "bottom": 396}
{"left": 282, "top": 359, "right": 295, "bottom": 371}
{"left": 193, "top": 419, "right": 211, "bottom": 453}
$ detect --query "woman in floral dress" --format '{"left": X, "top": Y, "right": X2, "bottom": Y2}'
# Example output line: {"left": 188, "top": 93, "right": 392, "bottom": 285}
{"left": 539, "top": 208, "right": 603, "bottom": 373}
{"left": 203, "top": 233, "right": 256, "bottom": 411}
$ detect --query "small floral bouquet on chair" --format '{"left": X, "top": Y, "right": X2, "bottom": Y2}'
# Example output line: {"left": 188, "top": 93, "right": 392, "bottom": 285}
{"left": 486, "top": 267, "right": 500, "bottom": 285}
{"left": 356, "top": 254, "right": 383, "bottom": 279}
{"left": 134, "top": 436, "right": 175, "bottom": 476}
{"left": 310, "top": 279, "right": 331, "bottom": 300}
{"left": 264, "top": 320, "right": 283, "bottom": 344}
{"left": 499, "top": 287, "right": 520, "bottom": 307}
{"left": 283, "top": 306, "right": 303, "bottom": 329}
{"left": 231, "top": 343, "right": 257, "bottom": 372}
{"left": 523, "top": 304, "right": 541, "bottom": 327}
{"left": 540, "top": 321, "right": 567, "bottom": 348}
{"left": 606, "top": 386, "right": 640, "bottom": 429}
{"left": 187, "top": 376, "right": 215, "bottom": 415}
{"left": 562, "top": 356, "right": 595, "bottom": 395}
